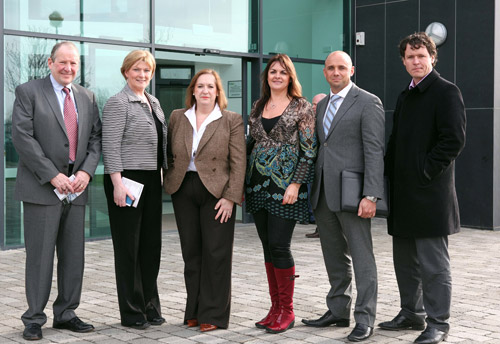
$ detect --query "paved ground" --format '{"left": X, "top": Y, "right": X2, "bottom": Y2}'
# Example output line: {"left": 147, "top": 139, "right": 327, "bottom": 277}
{"left": 1, "top": 218, "right": 500, "bottom": 343}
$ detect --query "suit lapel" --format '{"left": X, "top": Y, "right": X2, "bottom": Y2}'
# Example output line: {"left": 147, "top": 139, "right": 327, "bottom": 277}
{"left": 197, "top": 116, "right": 221, "bottom": 154}
{"left": 42, "top": 76, "right": 66, "bottom": 134}
{"left": 182, "top": 115, "right": 194, "bottom": 158}
{"left": 316, "top": 96, "right": 329, "bottom": 142}
{"left": 326, "top": 85, "right": 359, "bottom": 138}
{"left": 72, "top": 85, "right": 86, "bottom": 141}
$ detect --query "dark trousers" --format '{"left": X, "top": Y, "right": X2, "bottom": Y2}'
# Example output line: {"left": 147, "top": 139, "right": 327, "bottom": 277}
{"left": 22, "top": 202, "right": 85, "bottom": 326}
{"left": 253, "top": 209, "right": 296, "bottom": 269}
{"left": 171, "top": 172, "right": 235, "bottom": 329}
{"left": 104, "top": 169, "right": 163, "bottom": 326}
{"left": 393, "top": 236, "right": 451, "bottom": 332}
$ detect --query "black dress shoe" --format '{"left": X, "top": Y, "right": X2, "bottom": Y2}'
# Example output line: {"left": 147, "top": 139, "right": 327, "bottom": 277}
{"left": 378, "top": 314, "right": 425, "bottom": 331}
{"left": 302, "top": 310, "right": 350, "bottom": 327}
{"left": 347, "top": 323, "right": 373, "bottom": 342}
{"left": 123, "top": 321, "right": 151, "bottom": 330}
{"left": 305, "top": 228, "right": 320, "bottom": 238}
{"left": 148, "top": 317, "right": 165, "bottom": 326}
{"left": 414, "top": 327, "right": 448, "bottom": 344}
{"left": 53, "top": 317, "right": 94, "bottom": 333}
{"left": 23, "top": 323, "right": 42, "bottom": 340}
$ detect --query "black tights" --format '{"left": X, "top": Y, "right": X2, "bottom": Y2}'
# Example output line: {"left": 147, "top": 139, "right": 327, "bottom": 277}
{"left": 253, "top": 209, "right": 296, "bottom": 269}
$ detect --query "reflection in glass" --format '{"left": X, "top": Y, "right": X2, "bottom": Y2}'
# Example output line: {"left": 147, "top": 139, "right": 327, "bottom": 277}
{"left": 294, "top": 62, "right": 330, "bottom": 103}
{"left": 263, "top": 0, "right": 344, "bottom": 60}
{"left": 3, "top": 35, "right": 140, "bottom": 246}
{"left": 4, "top": 0, "right": 150, "bottom": 42}
{"left": 155, "top": 0, "right": 249, "bottom": 52}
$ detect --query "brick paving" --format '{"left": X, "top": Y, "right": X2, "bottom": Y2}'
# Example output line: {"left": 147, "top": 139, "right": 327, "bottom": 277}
{"left": 1, "top": 218, "right": 500, "bottom": 343}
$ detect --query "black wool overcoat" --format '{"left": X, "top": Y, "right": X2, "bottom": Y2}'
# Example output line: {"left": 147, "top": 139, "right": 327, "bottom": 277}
{"left": 385, "top": 69, "right": 466, "bottom": 238}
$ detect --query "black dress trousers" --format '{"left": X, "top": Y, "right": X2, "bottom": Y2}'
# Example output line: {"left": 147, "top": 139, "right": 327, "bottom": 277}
{"left": 172, "top": 172, "right": 236, "bottom": 328}
{"left": 104, "top": 169, "right": 163, "bottom": 326}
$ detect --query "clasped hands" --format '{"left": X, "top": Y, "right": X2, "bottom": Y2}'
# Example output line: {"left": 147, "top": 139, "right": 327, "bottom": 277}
{"left": 51, "top": 170, "right": 91, "bottom": 194}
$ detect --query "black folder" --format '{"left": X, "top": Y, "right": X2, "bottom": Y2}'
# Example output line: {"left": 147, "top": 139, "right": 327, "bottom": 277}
{"left": 341, "top": 170, "right": 389, "bottom": 218}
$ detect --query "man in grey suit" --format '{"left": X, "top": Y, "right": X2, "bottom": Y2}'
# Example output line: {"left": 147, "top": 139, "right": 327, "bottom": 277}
{"left": 302, "top": 51, "right": 385, "bottom": 342}
{"left": 12, "top": 41, "right": 102, "bottom": 340}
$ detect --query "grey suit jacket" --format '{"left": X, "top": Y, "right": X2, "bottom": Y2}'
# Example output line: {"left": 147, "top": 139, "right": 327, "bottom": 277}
{"left": 11, "top": 75, "right": 102, "bottom": 205}
{"left": 310, "top": 83, "right": 385, "bottom": 212}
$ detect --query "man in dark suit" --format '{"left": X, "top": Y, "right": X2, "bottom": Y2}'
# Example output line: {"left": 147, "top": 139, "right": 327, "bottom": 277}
{"left": 379, "top": 32, "right": 466, "bottom": 344}
{"left": 302, "top": 51, "right": 385, "bottom": 342}
{"left": 12, "top": 41, "right": 102, "bottom": 340}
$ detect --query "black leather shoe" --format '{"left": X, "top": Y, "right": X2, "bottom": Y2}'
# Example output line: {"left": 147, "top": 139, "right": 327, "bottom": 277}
{"left": 305, "top": 228, "right": 320, "bottom": 238}
{"left": 53, "top": 317, "right": 94, "bottom": 333}
{"left": 302, "top": 310, "right": 350, "bottom": 327}
{"left": 378, "top": 314, "right": 425, "bottom": 331}
{"left": 347, "top": 323, "right": 373, "bottom": 342}
{"left": 414, "top": 327, "right": 448, "bottom": 344}
{"left": 123, "top": 321, "right": 151, "bottom": 330}
{"left": 23, "top": 323, "right": 42, "bottom": 340}
{"left": 148, "top": 317, "right": 165, "bottom": 326}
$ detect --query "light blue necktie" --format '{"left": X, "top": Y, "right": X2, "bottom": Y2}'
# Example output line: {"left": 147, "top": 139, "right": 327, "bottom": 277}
{"left": 323, "top": 95, "right": 341, "bottom": 136}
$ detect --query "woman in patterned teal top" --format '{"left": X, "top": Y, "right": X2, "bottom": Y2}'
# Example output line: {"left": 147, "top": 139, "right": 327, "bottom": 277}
{"left": 245, "top": 54, "right": 317, "bottom": 334}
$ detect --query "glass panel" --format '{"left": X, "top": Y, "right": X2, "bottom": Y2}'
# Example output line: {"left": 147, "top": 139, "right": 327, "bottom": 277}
{"left": 3, "top": 35, "right": 140, "bottom": 247}
{"left": 4, "top": 0, "right": 150, "bottom": 43}
{"left": 294, "top": 62, "right": 330, "bottom": 104}
{"left": 263, "top": 0, "right": 345, "bottom": 59}
{"left": 155, "top": 0, "right": 249, "bottom": 52}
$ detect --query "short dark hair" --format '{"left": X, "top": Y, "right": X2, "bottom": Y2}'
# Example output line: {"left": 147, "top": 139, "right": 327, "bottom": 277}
{"left": 50, "top": 41, "right": 79, "bottom": 62}
{"left": 399, "top": 32, "right": 438, "bottom": 66}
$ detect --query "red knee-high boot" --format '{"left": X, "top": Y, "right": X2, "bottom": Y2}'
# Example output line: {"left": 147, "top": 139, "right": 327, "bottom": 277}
{"left": 255, "top": 262, "right": 279, "bottom": 329}
{"left": 266, "top": 266, "right": 297, "bottom": 334}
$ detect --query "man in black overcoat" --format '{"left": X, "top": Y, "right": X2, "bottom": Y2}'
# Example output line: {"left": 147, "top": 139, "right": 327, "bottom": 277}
{"left": 378, "top": 32, "right": 466, "bottom": 344}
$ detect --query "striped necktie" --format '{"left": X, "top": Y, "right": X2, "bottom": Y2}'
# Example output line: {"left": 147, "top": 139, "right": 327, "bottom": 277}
{"left": 62, "top": 87, "right": 78, "bottom": 161}
{"left": 323, "top": 94, "right": 341, "bottom": 137}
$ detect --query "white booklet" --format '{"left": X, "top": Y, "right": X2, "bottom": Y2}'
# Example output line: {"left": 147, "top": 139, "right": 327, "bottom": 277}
{"left": 54, "top": 174, "right": 83, "bottom": 203}
{"left": 121, "top": 177, "right": 144, "bottom": 208}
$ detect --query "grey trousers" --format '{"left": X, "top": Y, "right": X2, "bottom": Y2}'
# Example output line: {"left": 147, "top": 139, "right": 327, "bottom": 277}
{"left": 393, "top": 236, "right": 451, "bottom": 332}
{"left": 314, "top": 189, "right": 378, "bottom": 326}
{"left": 21, "top": 202, "right": 85, "bottom": 326}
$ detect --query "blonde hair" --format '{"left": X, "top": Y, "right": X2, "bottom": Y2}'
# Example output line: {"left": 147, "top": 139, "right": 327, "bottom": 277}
{"left": 185, "top": 69, "right": 228, "bottom": 110}
{"left": 120, "top": 50, "right": 156, "bottom": 80}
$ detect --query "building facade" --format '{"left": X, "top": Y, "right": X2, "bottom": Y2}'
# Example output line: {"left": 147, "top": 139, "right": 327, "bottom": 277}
{"left": 1, "top": 0, "right": 498, "bottom": 249}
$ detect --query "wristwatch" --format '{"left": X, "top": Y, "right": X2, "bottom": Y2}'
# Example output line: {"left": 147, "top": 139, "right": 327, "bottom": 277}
{"left": 365, "top": 196, "right": 377, "bottom": 203}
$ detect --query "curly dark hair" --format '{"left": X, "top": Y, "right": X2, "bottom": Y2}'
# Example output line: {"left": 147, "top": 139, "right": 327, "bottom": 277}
{"left": 399, "top": 32, "right": 438, "bottom": 66}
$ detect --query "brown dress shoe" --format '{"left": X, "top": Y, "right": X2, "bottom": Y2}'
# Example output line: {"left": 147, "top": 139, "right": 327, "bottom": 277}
{"left": 305, "top": 228, "right": 319, "bottom": 238}
{"left": 186, "top": 319, "right": 198, "bottom": 327}
{"left": 200, "top": 323, "right": 218, "bottom": 332}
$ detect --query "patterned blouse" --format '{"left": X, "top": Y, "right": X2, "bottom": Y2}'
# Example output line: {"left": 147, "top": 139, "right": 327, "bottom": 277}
{"left": 245, "top": 97, "right": 317, "bottom": 221}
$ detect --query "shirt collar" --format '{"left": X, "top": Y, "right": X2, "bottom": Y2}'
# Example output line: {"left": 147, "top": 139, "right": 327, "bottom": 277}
{"left": 330, "top": 81, "right": 353, "bottom": 99}
{"left": 184, "top": 103, "right": 223, "bottom": 130}
{"left": 50, "top": 74, "right": 73, "bottom": 93}
{"left": 409, "top": 69, "right": 433, "bottom": 89}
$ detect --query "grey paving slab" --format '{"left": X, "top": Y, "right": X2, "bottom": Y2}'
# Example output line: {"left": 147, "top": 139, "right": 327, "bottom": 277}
{"left": 1, "top": 218, "right": 500, "bottom": 343}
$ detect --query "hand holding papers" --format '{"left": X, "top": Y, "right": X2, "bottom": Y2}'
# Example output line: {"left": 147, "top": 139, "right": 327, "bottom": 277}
{"left": 121, "top": 177, "right": 144, "bottom": 208}
{"left": 54, "top": 174, "right": 83, "bottom": 204}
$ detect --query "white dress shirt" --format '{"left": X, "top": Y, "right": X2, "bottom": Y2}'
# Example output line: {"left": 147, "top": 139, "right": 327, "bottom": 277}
{"left": 184, "top": 104, "right": 223, "bottom": 172}
{"left": 322, "top": 81, "right": 353, "bottom": 128}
